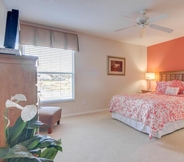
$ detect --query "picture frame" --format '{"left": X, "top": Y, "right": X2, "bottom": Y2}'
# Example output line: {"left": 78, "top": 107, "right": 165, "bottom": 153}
{"left": 107, "top": 56, "right": 126, "bottom": 76}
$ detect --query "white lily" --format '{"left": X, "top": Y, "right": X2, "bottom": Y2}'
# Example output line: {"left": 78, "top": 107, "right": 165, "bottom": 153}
{"left": 5, "top": 94, "right": 37, "bottom": 122}
{"left": 5, "top": 100, "right": 23, "bottom": 110}
{"left": 11, "top": 94, "right": 27, "bottom": 102}
{"left": 21, "top": 105, "right": 37, "bottom": 122}
{"left": 3, "top": 115, "right": 10, "bottom": 128}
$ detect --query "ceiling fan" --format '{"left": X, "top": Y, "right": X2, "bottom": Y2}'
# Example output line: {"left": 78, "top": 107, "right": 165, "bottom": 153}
{"left": 115, "top": 9, "right": 173, "bottom": 37}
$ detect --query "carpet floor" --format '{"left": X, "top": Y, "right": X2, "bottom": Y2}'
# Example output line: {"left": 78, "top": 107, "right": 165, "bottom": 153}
{"left": 40, "top": 110, "right": 184, "bottom": 162}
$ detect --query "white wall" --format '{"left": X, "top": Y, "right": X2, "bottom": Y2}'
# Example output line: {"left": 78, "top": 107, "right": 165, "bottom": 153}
{"left": 0, "top": 0, "right": 7, "bottom": 47}
{"left": 0, "top": 1, "right": 147, "bottom": 117}
{"left": 43, "top": 33, "right": 147, "bottom": 117}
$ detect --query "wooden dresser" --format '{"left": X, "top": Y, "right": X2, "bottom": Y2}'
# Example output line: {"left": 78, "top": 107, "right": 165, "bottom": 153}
{"left": 0, "top": 54, "right": 38, "bottom": 147}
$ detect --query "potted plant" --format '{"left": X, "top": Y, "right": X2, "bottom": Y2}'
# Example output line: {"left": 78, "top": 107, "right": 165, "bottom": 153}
{"left": 0, "top": 94, "right": 62, "bottom": 162}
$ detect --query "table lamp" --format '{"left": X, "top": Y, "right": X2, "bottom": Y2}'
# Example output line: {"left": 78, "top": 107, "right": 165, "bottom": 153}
{"left": 145, "top": 72, "right": 155, "bottom": 90}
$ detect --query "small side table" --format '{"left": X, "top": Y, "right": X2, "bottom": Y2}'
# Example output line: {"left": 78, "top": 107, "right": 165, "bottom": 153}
{"left": 141, "top": 90, "right": 155, "bottom": 93}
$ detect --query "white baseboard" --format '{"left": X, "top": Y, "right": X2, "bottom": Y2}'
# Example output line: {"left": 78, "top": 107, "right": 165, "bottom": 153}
{"left": 62, "top": 108, "right": 109, "bottom": 118}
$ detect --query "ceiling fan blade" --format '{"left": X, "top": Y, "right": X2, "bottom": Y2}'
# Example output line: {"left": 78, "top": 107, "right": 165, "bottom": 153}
{"left": 149, "top": 24, "right": 173, "bottom": 33}
{"left": 115, "top": 25, "right": 137, "bottom": 32}
{"left": 149, "top": 13, "right": 169, "bottom": 23}
{"left": 122, "top": 15, "right": 136, "bottom": 22}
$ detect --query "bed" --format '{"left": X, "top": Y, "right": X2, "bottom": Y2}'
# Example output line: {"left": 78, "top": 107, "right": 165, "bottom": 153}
{"left": 109, "top": 71, "right": 184, "bottom": 139}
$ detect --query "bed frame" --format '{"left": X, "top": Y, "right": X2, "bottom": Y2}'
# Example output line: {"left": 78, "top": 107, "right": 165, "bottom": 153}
{"left": 112, "top": 70, "right": 184, "bottom": 138}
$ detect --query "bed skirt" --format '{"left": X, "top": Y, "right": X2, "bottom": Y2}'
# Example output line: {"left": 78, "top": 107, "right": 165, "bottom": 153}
{"left": 112, "top": 112, "right": 184, "bottom": 138}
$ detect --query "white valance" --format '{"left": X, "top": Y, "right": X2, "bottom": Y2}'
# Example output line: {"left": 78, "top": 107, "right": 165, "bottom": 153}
{"left": 20, "top": 24, "right": 79, "bottom": 51}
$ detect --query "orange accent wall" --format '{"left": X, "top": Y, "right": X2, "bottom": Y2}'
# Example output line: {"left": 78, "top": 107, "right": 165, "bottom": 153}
{"left": 147, "top": 37, "right": 184, "bottom": 72}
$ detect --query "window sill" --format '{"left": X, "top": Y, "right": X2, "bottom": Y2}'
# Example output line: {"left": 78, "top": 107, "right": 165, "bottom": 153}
{"left": 41, "top": 99, "right": 75, "bottom": 104}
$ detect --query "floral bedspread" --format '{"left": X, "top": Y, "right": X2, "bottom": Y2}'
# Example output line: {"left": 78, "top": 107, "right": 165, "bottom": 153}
{"left": 109, "top": 93, "right": 184, "bottom": 138}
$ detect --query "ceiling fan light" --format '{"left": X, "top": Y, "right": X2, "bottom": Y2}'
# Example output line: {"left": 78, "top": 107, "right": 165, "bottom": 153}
{"left": 140, "top": 27, "right": 145, "bottom": 38}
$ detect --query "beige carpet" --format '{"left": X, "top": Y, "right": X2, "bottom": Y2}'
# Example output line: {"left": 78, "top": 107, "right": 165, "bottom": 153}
{"left": 40, "top": 111, "right": 184, "bottom": 162}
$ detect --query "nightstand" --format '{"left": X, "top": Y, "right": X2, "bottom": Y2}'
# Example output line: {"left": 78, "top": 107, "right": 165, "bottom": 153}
{"left": 141, "top": 90, "right": 154, "bottom": 93}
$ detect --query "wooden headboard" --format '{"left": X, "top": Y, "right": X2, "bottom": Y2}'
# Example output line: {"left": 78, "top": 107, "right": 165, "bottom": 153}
{"left": 159, "top": 71, "right": 184, "bottom": 81}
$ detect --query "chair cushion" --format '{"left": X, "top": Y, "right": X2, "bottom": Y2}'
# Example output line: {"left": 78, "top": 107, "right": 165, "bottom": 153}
{"left": 39, "top": 106, "right": 61, "bottom": 115}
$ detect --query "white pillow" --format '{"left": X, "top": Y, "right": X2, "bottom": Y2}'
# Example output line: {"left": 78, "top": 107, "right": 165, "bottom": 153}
{"left": 165, "top": 86, "right": 179, "bottom": 95}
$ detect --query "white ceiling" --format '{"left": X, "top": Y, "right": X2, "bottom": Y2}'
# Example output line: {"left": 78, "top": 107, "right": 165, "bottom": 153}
{"left": 3, "top": 0, "right": 184, "bottom": 47}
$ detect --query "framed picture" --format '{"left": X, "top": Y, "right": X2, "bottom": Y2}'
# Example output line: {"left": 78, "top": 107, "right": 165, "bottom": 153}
{"left": 107, "top": 56, "right": 126, "bottom": 75}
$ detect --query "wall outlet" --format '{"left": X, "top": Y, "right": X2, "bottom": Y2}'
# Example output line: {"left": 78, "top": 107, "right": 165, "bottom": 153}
{"left": 83, "top": 100, "right": 86, "bottom": 104}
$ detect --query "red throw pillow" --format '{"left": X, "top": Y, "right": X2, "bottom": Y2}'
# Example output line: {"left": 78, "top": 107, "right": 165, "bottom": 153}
{"left": 170, "top": 80, "right": 184, "bottom": 93}
{"left": 180, "top": 81, "right": 184, "bottom": 94}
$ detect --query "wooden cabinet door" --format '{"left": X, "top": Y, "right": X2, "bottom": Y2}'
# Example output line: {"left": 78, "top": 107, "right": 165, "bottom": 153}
{"left": 0, "top": 54, "right": 38, "bottom": 147}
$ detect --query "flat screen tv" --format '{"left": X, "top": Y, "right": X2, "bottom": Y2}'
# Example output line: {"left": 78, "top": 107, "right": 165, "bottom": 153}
{"left": 4, "top": 9, "right": 19, "bottom": 49}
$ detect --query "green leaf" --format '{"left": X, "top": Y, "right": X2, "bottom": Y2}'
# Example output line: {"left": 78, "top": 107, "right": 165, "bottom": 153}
{"left": 6, "top": 126, "right": 13, "bottom": 144}
{"left": 29, "top": 120, "right": 44, "bottom": 129}
{"left": 30, "top": 148, "right": 41, "bottom": 157}
{"left": 20, "top": 134, "right": 43, "bottom": 150}
{"left": 0, "top": 147, "right": 9, "bottom": 159}
{"left": 6, "top": 157, "right": 53, "bottom": 162}
{"left": 6, "top": 117, "right": 27, "bottom": 145}
{"left": 9, "top": 116, "right": 40, "bottom": 147}
{"left": 6, "top": 158, "right": 24, "bottom": 162}
{"left": 48, "top": 145, "right": 62, "bottom": 152}
{"left": 3, "top": 144, "right": 33, "bottom": 159}
{"left": 23, "top": 157, "right": 53, "bottom": 162}
{"left": 26, "top": 114, "right": 44, "bottom": 129}
{"left": 40, "top": 147, "right": 58, "bottom": 160}
{"left": 3, "top": 144, "right": 53, "bottom": 161}
{"left": 36, "top": 137, "right": 62, "bottom": 150}
{"left": 10, "top": 128, "right": 35, "bottom": 147}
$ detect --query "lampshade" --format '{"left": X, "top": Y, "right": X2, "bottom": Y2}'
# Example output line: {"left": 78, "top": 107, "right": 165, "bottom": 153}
{"left": 145, "top": 72, "right": 155, "bottom": 80}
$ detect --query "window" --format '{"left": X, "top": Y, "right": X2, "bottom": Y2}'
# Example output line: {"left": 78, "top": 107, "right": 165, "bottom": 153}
{"left": 23, "top": 45, "right": 75, "bottom": 102}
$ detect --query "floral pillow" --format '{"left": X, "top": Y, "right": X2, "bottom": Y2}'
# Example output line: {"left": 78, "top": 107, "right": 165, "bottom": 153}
{"left": 165, "top": 86, "right": 180, "bottom": 95}
{"left": 156, "top": 81, "right": 171, "bottom": 93}
{"left": 170, "top": 80, "right": 184, "bottom": 93}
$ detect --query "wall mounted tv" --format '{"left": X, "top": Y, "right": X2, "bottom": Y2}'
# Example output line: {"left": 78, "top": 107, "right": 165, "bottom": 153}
{"left": 4, "top": 9, "right": 19, "bottom": 49}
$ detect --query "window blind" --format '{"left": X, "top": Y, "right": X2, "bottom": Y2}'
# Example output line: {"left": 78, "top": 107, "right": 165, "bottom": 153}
{"left": 24, "top": 45, "right": 74, "bottom": 102}
{"left": 24, "top": 45, "right": 73, "bottom": 73}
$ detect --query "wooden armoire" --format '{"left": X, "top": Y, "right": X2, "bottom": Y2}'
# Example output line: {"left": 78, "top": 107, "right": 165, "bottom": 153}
{"left": 0, "top": 54, "right": 38, "bottom": 147}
